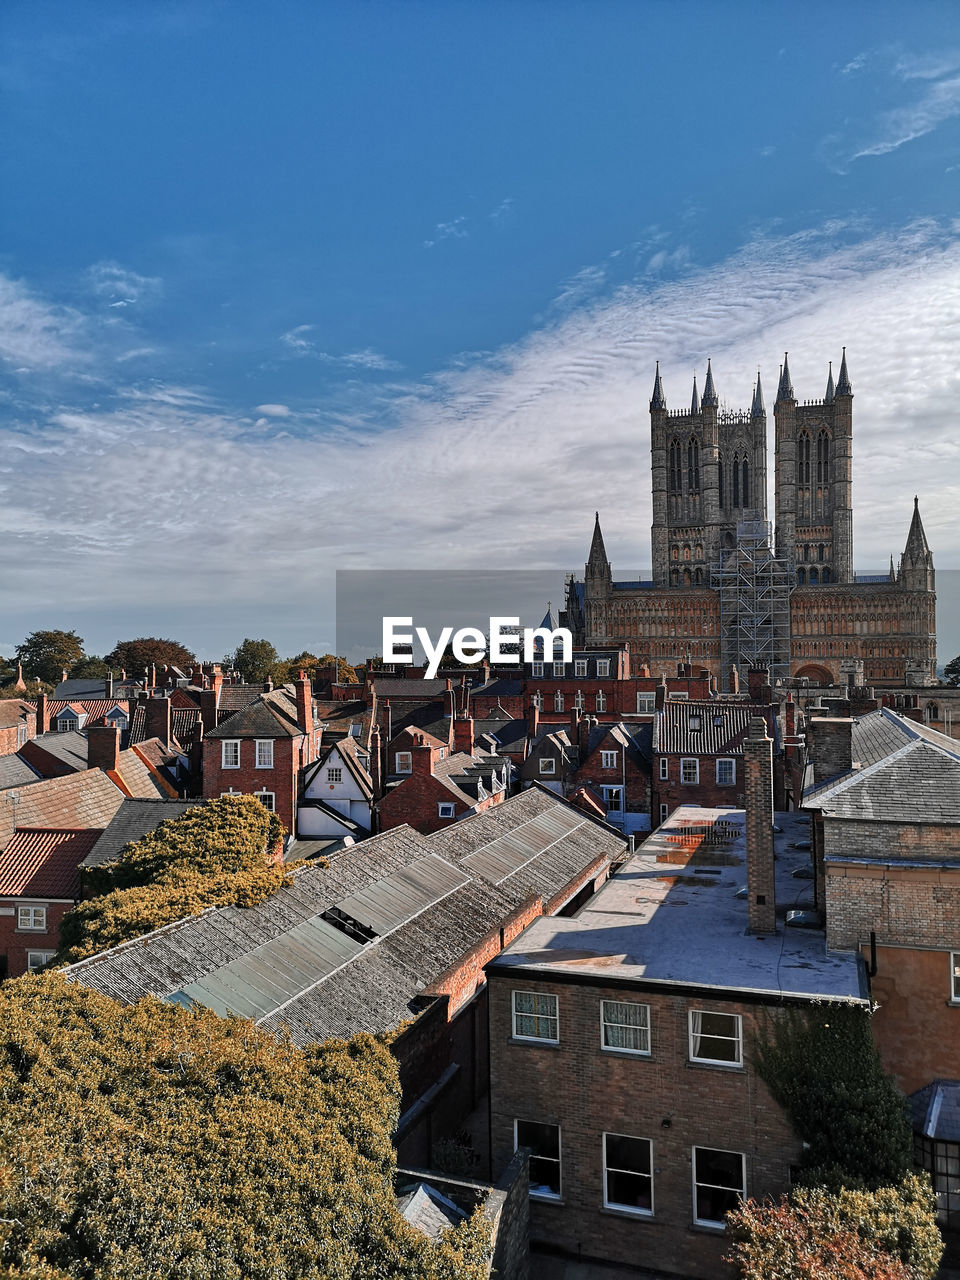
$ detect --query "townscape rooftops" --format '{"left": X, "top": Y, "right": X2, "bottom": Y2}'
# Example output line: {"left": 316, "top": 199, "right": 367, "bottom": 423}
{"left": 489, "top": 806, "right": 866, "bottom": 1003}
{"left": 81, "top": 797, "right": 200, "bottom": 869}
{"left": 652, "top": 700, "right": 760, "bottom": 756}
{"left": 0, "top": 827, "right": 103, "bottom": 899}
{"left": 23, "top": 730, "right": 89, "bottom": 771}
{"left": 206, "top": 686, "right": 303, "bottom": 739}
{"left": 64, "top": 788, "right": 619, "bottom": 1043}
{"left": 0, "top": 701, "right": 35, "bottom": 730}
{"left": 0, "top": 755, "right": 42, "bottom": 789}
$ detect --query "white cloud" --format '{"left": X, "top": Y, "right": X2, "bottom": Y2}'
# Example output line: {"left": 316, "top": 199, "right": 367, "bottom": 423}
{"left": 86, "top": 260, "right": 162, "bottom": 306}
{"left": 255, "top": 403, "right": 291, "bottom": 417}
{"left": 4, "top": 221, "right": 960, "bottom": 657}
{"left": 840, "top": 52, "right": 867, "bottom": 75}
{"left": 423, "top": 216, "right": 469, "bottom": 248}
{"left": 853, "top": 73, "right": 960, "bottom": 158}
{"left": 490, "top": 197, "right": 515, "bottom": 224}
{"left": 0, "top": 274, "right": 89, "bottom": 370}
{"left": 277, "top": 327, "right": 399, "bottom": 371}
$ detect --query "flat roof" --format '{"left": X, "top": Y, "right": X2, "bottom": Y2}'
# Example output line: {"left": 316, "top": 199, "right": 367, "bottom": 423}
{"left": 488, "top": 805, "right": 866, "bottom": 1003}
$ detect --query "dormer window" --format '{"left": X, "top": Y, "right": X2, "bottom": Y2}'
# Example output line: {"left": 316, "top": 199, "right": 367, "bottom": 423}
{"left": 597, "top": 660, "right": 610, "bottom": 678}
{"left": 688, "top": 714, "right": 702, "bottom": 731}
{"left": 106, "top": 709, "right": 128, "bottom": 730}
{"left": 57, "top": 716, "right": 79, "bottom": 733}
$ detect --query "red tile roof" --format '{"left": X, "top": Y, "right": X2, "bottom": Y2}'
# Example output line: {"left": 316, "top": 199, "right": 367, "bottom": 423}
{"left": 0, "top": 770, "right": 126, "bottom": 853}
{"left": 0, "top": 827, "right": 103, "bottom": 899}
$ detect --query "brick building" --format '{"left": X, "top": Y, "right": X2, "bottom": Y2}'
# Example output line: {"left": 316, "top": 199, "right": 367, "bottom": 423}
{"left": 0, "top": 700, "right": 36, "bottom": 758}
{"left": 566, "top": 355, "right": 938, "bottom": 690}
{"left": 376, "top": 725, "right": 510, "bottom": 835}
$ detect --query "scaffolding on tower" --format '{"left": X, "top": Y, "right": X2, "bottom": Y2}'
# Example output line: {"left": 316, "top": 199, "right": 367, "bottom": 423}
{"left": 712, "top": 513, "right": 792, "bottom": 693}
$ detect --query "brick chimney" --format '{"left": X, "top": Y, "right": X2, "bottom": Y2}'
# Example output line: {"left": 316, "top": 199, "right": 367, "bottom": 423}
{"left": 655, "top": 677, "right": 668, "bottom": 711}
{"left": 88, "top": 724, "right": 120, "bottom": 774}
{"left": 747, "top": 666, "right": 769, "bottom": 703}
{"left": 578, "top": 711, "right": 591, "bottom": 754}
{"left": 526, "top": 699, "right": 540, "bottom": 740}
{"left": 211, "top": 665, "right": 223, "bottom": 700}
{"left": 145, "top": 695, "right": 172, "bottom": 750}
{"left": 453, "top": 716, "right": 474, "bottom": 756}
{"left": 730, "top": 664, "right": 740, "bottom": 695}
{"left": 411, "top": 736, "right": 435, "bottom": 777}
{"left": 295, "top": 673, "right": 313, "bottom": 736}
{"left": 105, "top": 670, "right": 114, "bottom": 699}
{"left": 370, "top": 723, "right": 383, "bottom": 800}
{"left": 199, "top": 689, "right": 218, "bottom": 733}
{"left": 809, "top": 717, "right": 854, "bottom": 784}
{"left": 744, "top": 715, "right": 776, "bottom": 934}
{"left": 569, "top": 705, "right": 581, "bottom": 745}
{"left": 36, "top": 691, "right": 48, "bottom": 735}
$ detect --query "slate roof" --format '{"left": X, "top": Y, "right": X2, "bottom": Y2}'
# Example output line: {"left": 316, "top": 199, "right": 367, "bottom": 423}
{"left": 217, "top": 684, "right": 266, "bottom": 712}
{"left": 207, "top": 687, "right": 304, "bottom": 740}
{"left": 373, "top": 679, "right": 454, "bottom": 699}
{"left": 53, "top": 679, "right": 117, "bottom": 700}
{"left": 653, "top": 700, "right": 758, "bottom": 756}
{"left": 82, "top": 798, "right": 200, "bottom": 869}
{"left": 910, "top": 1080, "right": 960, "bottom": 1143}
{"left": 583, "top": 722, "right": 652, "bottom": 770}
{"left": 64, "top": 788, "right": 621, "bottom": 1044}
{"left": 0, "top": 701, "right": 34, "bottom": 730}
{"left": 22, "top": 730, "right": 89, "bottom": 772}
{"left": 114, "top": 749, "right": 174, "bottom": 800}
{"left": 0, "top": 756, "right": 42, "bottom": 789}
{"left": 314, "top": 699, "right": 373, "bottom": 744}
{"left": 383, "top": 699, "right": 451, "bottom": 744}
{"left": 397, "top": 1182, "right": 467, "bottom": 1238}
{"left": 0, "top": 770, "right": 126, "bottom": 853}
{"left": 0, "top": 828, "right": 102, "bottom": 899}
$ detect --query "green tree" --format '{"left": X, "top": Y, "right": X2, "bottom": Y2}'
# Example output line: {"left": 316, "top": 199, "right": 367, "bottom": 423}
{"left": 727, "top": 1176, "right": 942, "bottom": 1280}
{"left": 226, "top": 638, "right": 279, "bottom": 684}
{"left": 15, "top": 630, "right": 86, "bottom": 685}
{"left": 943, "top": 653, "right": 960, "bottom": 686}
{"left": 105, "top": 637, "right": 197, "bottom": 673}
{"left": 0, "top": 974, "right": 490, "bottom": 1280}
{"left": 274, "top": 652, "right": 358, "bottom": 685}
{"left": 68, "top": 656, "right": 109, "bottom": 680}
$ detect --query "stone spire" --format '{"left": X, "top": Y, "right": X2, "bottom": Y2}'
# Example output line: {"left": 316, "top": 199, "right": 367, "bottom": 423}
{"left": 899, "top": 497, "right": 935, "bottom": 593}
{"left": 776, "top": 352, "right": 794, "bottom": 402}
{"left": 824, "top": 360, "right": 835, "bottom": 403}
{"left": 690, "top": 373, "right": 700, "bottom": 414}
{"left": 650, "top": 361, "right": 667, "bottom": 410}
{"left": 835, "top": 346, "right": 852, "bottom": 396}
{"left": 701, "top": 358, "right": 718, "bottom": 407}
{"left": 588, "top": 511, "right": 608, "bottom": 567}
{"left": 889, "top": 554, "right": 896, "bottom": 583}
{"left": 751, "top": 369, "right": 765, "bottom": 417}
{"left": 904, "top": 496, "right": 930, "bottom": 559}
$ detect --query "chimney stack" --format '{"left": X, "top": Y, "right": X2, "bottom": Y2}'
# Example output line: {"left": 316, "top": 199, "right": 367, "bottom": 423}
{"left": 411, "top": 737, "right": 435, "bottom": 777}
{"left": 655, "top": 677, "right": 668, "bottom": 712}
{"left": 809, "top": 717, "right": 854, "bottom": 784}
{"left": 744, "top": 716, "right": 777, "bottom": 934}
{"left": 295, "top": 673, "right": 313, "bottom": 736}
{"left": 144, "top": 695, "right": 172, "bottom": 751}
{"left": 105, "top": 670, "right": 114, "bottom": 699}
{"left": 526, "top": 698, "right": 540, "bottom": 741}
{"left": 87, "top": 724, "right": 121, "bottom": 774}
{"left": 370, "top": 723, "right": 383, "bottom": 800}
{"left": 453, "top": 716, "right": 475, "bottom": 757}
{"left": 36, "top": 691, "right": 48, "bottom": 735}
{"left": 730, "top": 664, "right": 740, "bottom": 695}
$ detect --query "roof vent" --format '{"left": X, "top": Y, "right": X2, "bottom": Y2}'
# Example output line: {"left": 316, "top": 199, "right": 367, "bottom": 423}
{"left": 322, "top": 906, "right": 378, "bottom": 945}
{"left": 785, "top": 909, "right": 821, "bottom": 930}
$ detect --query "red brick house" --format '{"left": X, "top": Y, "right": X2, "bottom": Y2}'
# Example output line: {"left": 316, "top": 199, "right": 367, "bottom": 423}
{"left": 0, "top": 827, "right": 103, "bottom": 977}
{"left": 377, "top": 729, "right": 510, "bottom": 835}
{"left": 0, "top": 700, "right": 36, "bottom": 758}
{"left": 570, "top": 719, "right": 652, "bottom": 835}
{"left": 202, "top": 678, "right": 317, "bottom": 836}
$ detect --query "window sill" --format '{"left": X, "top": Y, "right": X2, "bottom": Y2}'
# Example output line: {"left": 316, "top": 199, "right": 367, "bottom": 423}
{"left": 600, "top": 1206, "right": 656, "bottom": 1222}
{"left": 690, "top": 1221, "right": 728, "bottom": 1235}
{"left": 601, "top": 1047, "right": 652, "bottom": 1061}
{"left": 509, "top": 1037, "right": 561, "bottom": 1050}
{"left": 529, "top": 1193, "right": 564, "bottom": 1205}
{"left": 686, "top": 1060, "right": 745, "bottom": 1073}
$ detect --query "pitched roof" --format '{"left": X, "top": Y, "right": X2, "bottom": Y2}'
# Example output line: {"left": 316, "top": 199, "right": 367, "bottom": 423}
{"left": 653, "top": 700, "right": 757, "bottom": 755}
{"left": 0, "top": 701, "right": 35, "bottom": 730}
{"left": 47, "top": 700, "right": 129, "bottom": 725}
{"left": 815, "top": 740, "right": 960, "bottom": 826}
{"left": 81, "top": 798, "right": 200, "bottom": 868}
{"left": 217, "top": 684, "right": 266, "bottom": 712}
{"left": 207, "top": 687, "right": 304, "bottom": 740}
{"left": 21, "top": 730, "right": 89, "bottom": 772}
{"left": 0, "top": 770, "right": 126, "bottom": 852}
{"left": 0, "top": 827, "right": 103, "bottom": 898}
{"left": 0, "top": 755, "right": 41, "bottom": 789}
{"left": 909, "top": 1080, "right": 960, "bottom": 1143}
{"left": 314, "top": 699, "right": 373, "bottom": 744}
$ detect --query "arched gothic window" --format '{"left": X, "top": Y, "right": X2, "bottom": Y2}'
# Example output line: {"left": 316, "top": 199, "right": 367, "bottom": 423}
{"left": 733, "top": 454, "right": 740, "bottom": 507}
{"left": 818, "top": 544, "right": 825, "bottom": 562}
{"left": 717, "top": 453, "right": 724, "bottom": 507}
{"left": 797, "top": 567, "right": 806, "bottom": 584}
{"left": 798, "top": 432, "right": 811, "bottom": 484}
{"left": 742, "top": 458, "right": 750, "bottom": 507}
{"left": 669, "top": 440, "right": 683, "bottom": 492}
{"left": 816, "top": 430, "right": 830, "bottom": 484}
{"left": 687, "top": 438, "right": 700, "bottom": 493}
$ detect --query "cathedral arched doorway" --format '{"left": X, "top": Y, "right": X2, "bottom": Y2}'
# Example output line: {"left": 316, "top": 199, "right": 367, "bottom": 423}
{"left": 795, "top": 664, "right": 833, "bottom": 687}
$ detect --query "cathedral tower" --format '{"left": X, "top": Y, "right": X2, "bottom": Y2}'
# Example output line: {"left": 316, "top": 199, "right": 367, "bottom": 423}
{"left": 774, "top": 350, "right": 854, "bottom": 584}
{"left": 650, "top": 361, "right": 767, "bottom": 588}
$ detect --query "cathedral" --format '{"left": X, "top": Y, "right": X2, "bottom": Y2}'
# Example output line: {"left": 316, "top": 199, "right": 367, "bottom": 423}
{"left": 565, "top": 353, "right": 937, "bottom": 689}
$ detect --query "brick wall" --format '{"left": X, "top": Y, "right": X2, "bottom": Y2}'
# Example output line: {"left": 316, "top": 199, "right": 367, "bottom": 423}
{"left": 866, "top": 943, "right": 960, "bottom": 1094}
{"left": 0, "top": 899, "right": 72, "bottom": 977}
{"left": 202, "top": 735, "right": 303, "bottom": 836}
{"left": 0, "top": 706, "right": 36, "bottom": 758}
{"left": 826, "top": 855, "right": 960, "bottom": 951}
{"left": 653, "top": 752, "right": 744, "bottom": 819}
{"left": 488, "top": 974, "right": 799, "bottom": 1278}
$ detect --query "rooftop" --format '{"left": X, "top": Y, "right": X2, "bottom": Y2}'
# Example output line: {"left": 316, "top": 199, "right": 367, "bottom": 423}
{"left": 488, "top": 806, "right": 866, "bottom": 1004}
{"left": 81, "top": 797, "right": 200, "bottom": 869}
{"left": 0, "top": 827, "right": 103, "bottom": 899}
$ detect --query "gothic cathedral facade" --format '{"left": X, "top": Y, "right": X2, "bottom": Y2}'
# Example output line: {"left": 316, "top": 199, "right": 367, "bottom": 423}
{"left": 566, "top": 353, "right": 937, "bottom": 688}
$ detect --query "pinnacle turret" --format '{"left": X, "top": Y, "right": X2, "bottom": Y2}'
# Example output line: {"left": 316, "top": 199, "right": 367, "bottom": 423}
{"left": 825, "top": 361, "right": 835, "bottom": 403}
{"left": 904, "top": 496, "right": 931, "bottom": 560}
{"left": 776, "top": 352, "right": 794, "bottom": 402}
{"left": 588, "top": 511, "right": 608, "bottom": 567}
{"left": 835, "top": 347, "right": 852, "bottom": 396}
{"left": 650, "top": 361, "right": 667, "bottom": 410}
{"left": 690, "top": 374, "right": 700, "bottom": 414}
{"left": 701, "top": 358, "right": 718, "bottom": 407}
{"left": 751, "top": 370, "right": 765, "bottom": 417}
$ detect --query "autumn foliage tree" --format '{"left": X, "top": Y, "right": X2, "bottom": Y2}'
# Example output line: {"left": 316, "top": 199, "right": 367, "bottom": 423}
{"left": 57, "top": 796, "right": 289, "bottom": 964}
{"left": 0, "top": 974, "right": 490, "bottom": 1279}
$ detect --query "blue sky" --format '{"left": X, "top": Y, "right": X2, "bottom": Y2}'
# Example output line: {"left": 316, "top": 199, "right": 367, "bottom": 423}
{"left": 2, "top": 1, "right": 960, "bottom": 661}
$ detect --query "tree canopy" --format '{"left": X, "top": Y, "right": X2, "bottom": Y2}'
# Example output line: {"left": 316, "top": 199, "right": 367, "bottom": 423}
{"left": 15, "top": 630, "right": 85, "bottom": 685}
{"left": 225, "top": 638, "right": 279, "bottom": 684}
{"left": 943, "top": 653, "right": 960, "bottom": 687}
{"left": 0, "top": 974, "right": 490, "bottom": 1280}
{"left": 58, "top": 795, "right": 288, "bottom": 964}
{"left": 273, "top": 652, "right": 358, "bottom": 685}
{"left": 67, "top": 656, "right": 109, "bottom": 680}
{"left": 105, "top": 637, "right": 197, "bottom": 673}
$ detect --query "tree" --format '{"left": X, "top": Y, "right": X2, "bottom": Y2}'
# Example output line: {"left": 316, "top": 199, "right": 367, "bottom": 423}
{"left": 68, "top": 656, "right": 109, "bottom": 680}
{"left": 104, "top": 636, "right": 197, "bottom": 673}
{"left": 226, "top": 638, "right": 279, "bottom": 684}
{"left": 943, "top": 653, "right": 960, "bottom": 687}
{"left": 726, "top": 1177, "right": 942, "bottom": 1280}
{"left": 15, "top": 630, "right": 85, "bottom": 685}
{"left": 273, "top": 652, "right": 358, "bottom": 685}
{"left": 0, "top": 974, "right": 490, "bottom": 1280}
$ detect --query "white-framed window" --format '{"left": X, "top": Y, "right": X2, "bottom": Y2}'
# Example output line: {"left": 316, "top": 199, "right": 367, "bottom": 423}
{"left": 601, "top": 750, "right": 618, "bottom": 769}
{"left": 515, "top": 1119, "right": 561, "bottom": 1199}
{"left": 602, "top": 786, "right": 623, "bottom": 812}
{"left": 532, "top": 690, "right": 543, "bottom": 710}
{"left": 596, "top": 691, "right": 606, "bottom": 712}
{"left": 600, "top": 999, "right": 650, "bottom": 1055}
{"left": 512, "top": 990, "right": 559, "bottom": 1043}
{"left": 221, "top": 740, "right": 240, "bottom": 769}
{"left": 531, "top": 661, "right": 544, "bottom": 678}
{"left": 106, "top": 709, "right": 128, "bottom": 729}
{"left": 438, "top": 747, "right": 446, "bottom": 759}
{"left": 58, "top": 716, "right": 79, "bottom": 733}
{"left": 26, "top": 951, "right": 55, "bottom": 971}
{"left": 327, "top": 767, "right": 342, "bottom": 783}
{"left": 255, "top": 739, "right": 274, "bottom": 769}
{"left": 575, "top": 659, "right": 588, "bottom": 678}
{"left": 17, "top": 906, "right": 47, "bottom": 932}
{"left": 573, "top": 690, "right": 585, "bottom": 710}
{"left": 637, "top": 693, "right": 656, "bottom": 714}
{"left": 680, "top": 758, "right": 699, "bottom": 784}
{"left": 553, "top": 661, "right": 565, "bottom": 677}
{"left": 689, "top": 1010, "right": 742, "bottom": 1066}
{"left": 692, "top": 1146, "right": 745, "bottom": 1227}
{"left": 688, "top": 713, "right": 702, "bottom": 732}
{"left": 17, "top": 723, "right": 28, "bottom": 747}
{"left": 951, "top": 952, "right": 960, "bottom": 1003}
{"left": 254, "top": 790, "right": 275, "bottom": 812}
{"left": 716, "top": 758, "right": 736, "bottom": 786}
{"left": 554, "top": 691, "right": 565, "bottom": 712}
{"left": 597, "top": 660, "right": 610, "bottom": 677}
{"left": 539, "top": 758, "right": 556, "bottom": 775}
{"left": 603, "top": 1133, "right": 653, "bottom": 1216}
{"left": 437, "top": 802, "right": 455, "bottom": 818}
{"left": 659, "top": 803, "right": 669, "bottom": 824}
{"left": 658, "top": 757, "right": 669, "bottom": 781}
{"left": 396, "top": 751, "right": 412, "bottom": 773}
{"left": 672, "top": 691, "right": 689, "bottom": 700}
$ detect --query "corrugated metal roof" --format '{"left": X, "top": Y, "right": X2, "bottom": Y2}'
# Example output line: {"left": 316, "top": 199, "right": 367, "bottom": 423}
{"left": 334, "top": 854, "right": 469, "bottom": 936}
{"left": 653, "top": 700, "right": 756, "bottom": 755}
{"left": 0, "top": 827, "right": 102, "bottom": 898}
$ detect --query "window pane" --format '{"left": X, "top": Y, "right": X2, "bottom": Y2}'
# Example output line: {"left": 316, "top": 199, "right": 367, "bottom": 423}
{"left": 696, "top": 1183, "right": 740, "bottom": 1224}
{"left": 696, "top": 1147, "right": 743, "bottom": 1188}
{"left": 691, "top": 1011, "right": 740, "bottom": 1062}
{"left": 606, "top": 1134, "right": 650, "bottom": 1174}
{"left": 516, "top": 1120, "right": 561, "bottom": 1197}
{"left": 607, "top": 1170, "right": 652, "bottom": 1212}
{"left": 602, "top": 1001, "right": 649, "bottom": 1052}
